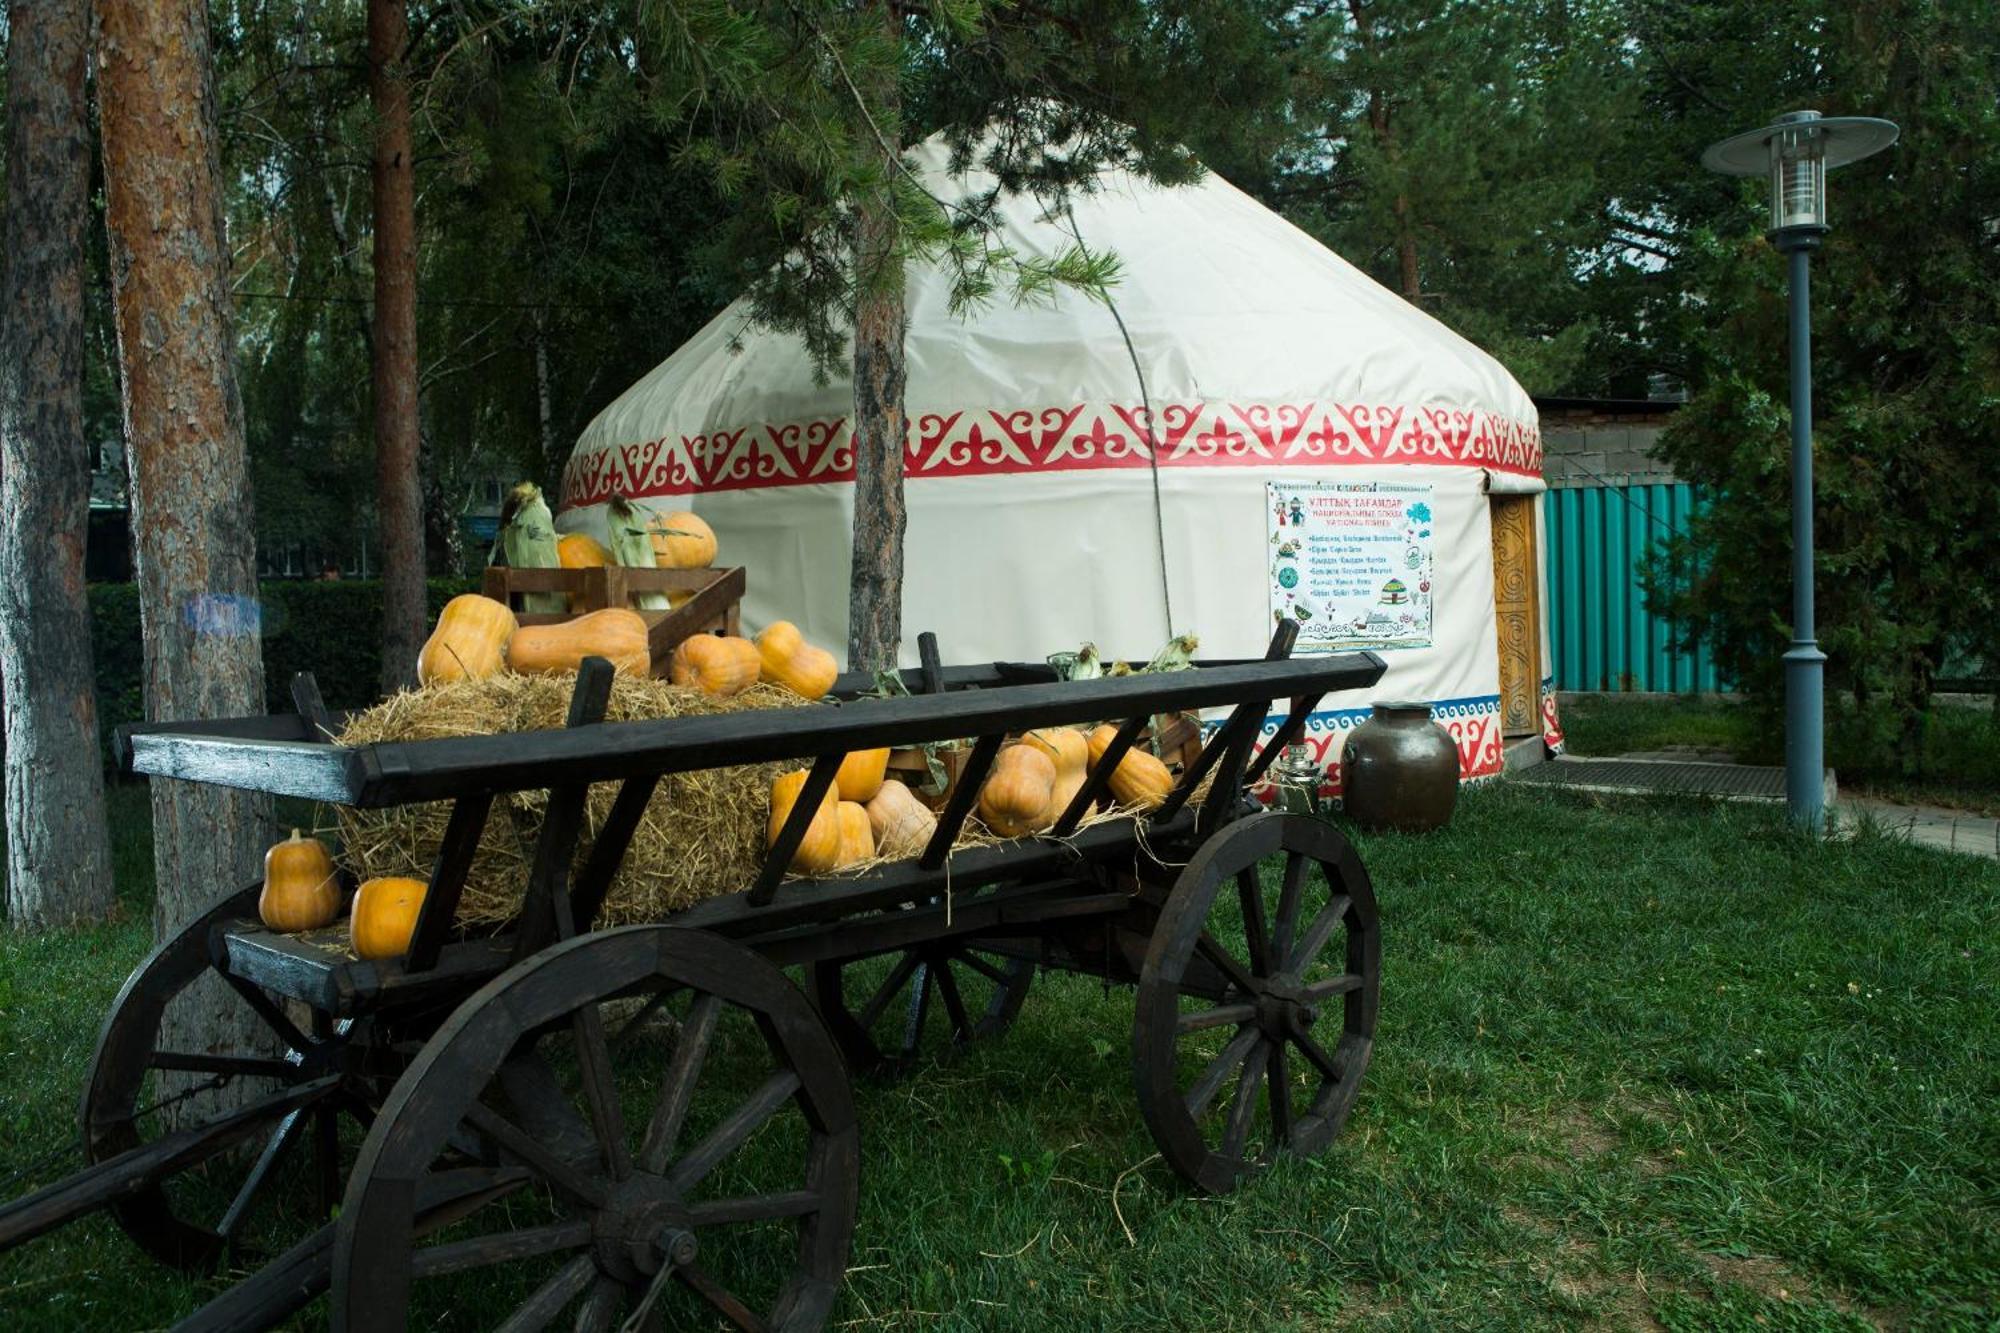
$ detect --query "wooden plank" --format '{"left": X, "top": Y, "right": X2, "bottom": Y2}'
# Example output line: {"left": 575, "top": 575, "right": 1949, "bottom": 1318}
{"left": 404, "top": 792, "right": 495, "bottom": 973}
{"left": 354, "top": 654, "right": 1384, "bottom": 808}
{"left": 223, "top": 928, "right": 514, "bottom": 1016}
{"left": 747, "top": 752, "right": 845, "bottom": 906}
{"left": 511, "top": 659, "right": 616, "bottom": 959}
{"left": 1050, "top": 714, "right": 1148, "bottom": 837}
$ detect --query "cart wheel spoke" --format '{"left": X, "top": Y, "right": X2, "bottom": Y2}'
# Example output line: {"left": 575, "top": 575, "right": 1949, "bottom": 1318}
{"left": 147, "top": 1050, "right": 298, "bottom": 1080}
{"left": 572, "top": 1276, "right": 625, "bottom": 1333}
{"left": 1287, "top": 895, "right": 1352, "bottom": 972}
{"left": 855, "top": 951, "right": 923, "bottom": 1030}
{"left": 220, "top": 969, "right": 313, "bottom": 1055}
{"left": 666, "top": 1069, "right": 801, "bottom": 1195}
{"left": 464, "top": 1101, "right": 608, "bottom": 1211}
{"left": 953, "top": 949, "right": 1011, "bottom": 986}
{"left": 675, "top": 1262, "right": 770, "bottom": 1333}
{"left": 411, "top": 1219, "right": 596, "bottom": 1278}
{"left": 1221, "top": 1042, "right": 1271, "bottom": 1162}
{"left": 934, "top": 961, "right": 974, "bottom": 1042}
{"left": 1176, "top": 1001, "right": 1257, "bottom": 1034}
{"left": 1185, "top": 1024, "right": 1261, "bottom": 1118}
{"left": 1194, "top": 932, "right": 1259, "bottom": 997}
{"left": 1236, "top": 868, "right": 1271, "bottom": 974}
{"left": 499, "top": 1051, "right": 597, "bottom": 1165}
{"left": 1267, "top": 1041, "right": 1293, "bottom": 1146}
{"left": 610, "top": 987, "right": 678, "bottom": 1046}
{"left": 570, "top": 1003, "right": 631, "bottom": 1181}
{"left": 1135, "top": 813, "right": 1379, "bottom": 1195}
{"left": 491, "top": 1254, "right": 597, "bottom": 1333}
{"left": 217, "top": 1106, "right": 307, "bottom": 1244}
{"left": 687, "top": 1189, "right": 823, "bottom": 1227}
{"left": 636, "top": 990, "right": 721, "bottom": 1176}
{"left": 900, "top": 962, "right": 934, "bottom": 1061}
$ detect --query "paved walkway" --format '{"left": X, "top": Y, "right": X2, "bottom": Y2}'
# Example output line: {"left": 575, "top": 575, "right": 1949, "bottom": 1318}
{"left": 1512, "top": 753, "right": 2000, "bottom": 860}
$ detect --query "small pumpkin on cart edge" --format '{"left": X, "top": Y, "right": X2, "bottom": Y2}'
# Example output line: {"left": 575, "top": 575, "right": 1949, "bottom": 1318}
{"left": 259, "top": 829, "right": 342, "bottom": 932}
{"left": 352, "top": 875, "right": 430, "bottom": 960}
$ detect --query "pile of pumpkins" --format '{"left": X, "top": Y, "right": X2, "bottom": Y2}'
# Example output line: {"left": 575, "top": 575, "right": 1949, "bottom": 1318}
{"left": 765, "top": 723, "right": 1175, "bottom": 875}
{"left": 256, "top": 829, "right": 425, "bottom": 961}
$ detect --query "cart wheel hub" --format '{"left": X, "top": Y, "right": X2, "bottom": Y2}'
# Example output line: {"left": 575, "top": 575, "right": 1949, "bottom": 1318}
{"left": 1255, "top": 974, "right": 1321, "bottom": 1040}
{"left": 592, "top": 1177, "right": 694, "bottom": 1281}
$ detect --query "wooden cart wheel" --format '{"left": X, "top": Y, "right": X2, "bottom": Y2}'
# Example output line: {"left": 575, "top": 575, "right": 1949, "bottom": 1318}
{"left": 808, "top": 942, "right": 1033, "bottom": 1077}
{"left": 331, "top": 925, "right": 859, "bottom": 1333}
{"left": 81, "top": 882, "right": 362, "bottom": 1269}
{"left": 1133, "top": 812, "right": 1380, "bottom": 1194}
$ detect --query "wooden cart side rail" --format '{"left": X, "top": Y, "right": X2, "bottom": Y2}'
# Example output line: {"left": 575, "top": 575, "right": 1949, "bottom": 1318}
{"left": 123, "top": 652, "right": 1387, "bottom": 808}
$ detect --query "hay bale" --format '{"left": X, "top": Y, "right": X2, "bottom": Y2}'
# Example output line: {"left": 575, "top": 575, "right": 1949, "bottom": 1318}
{"left": 334, "top": 673, "right": 812, "bottom": 925}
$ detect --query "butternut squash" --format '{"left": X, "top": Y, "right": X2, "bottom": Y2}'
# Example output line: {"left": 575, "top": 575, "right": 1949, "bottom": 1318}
{"left": 1087, "top": 724, "right": 1174, "bottom": 809}
{"left": 1024, "top": 727, "right": 1090, "bottom": 824}
{"left": 755, "top": 621, "right": 838, "bottom": 700}
{"left": 648, "top": 510, "right": 717, "bottom": 569}
{"left": 865, "top": 779, "right": 937, "bottom": 858}
{"left": 506, "top": 607, "right": 650, "bottom": 678}
{"left": 417, "top": 594, "right": 517, "bottom": 686}
{"left": 668, "top": 634, "right": 762, "bottom": 697}
{"left": 258, "top": 829, "right": 341, "bottom": 933}
{"left": 352, "top": 876, "right": 428, "bottom": 961}
{"left": 835, "top": 801, "right": 875, "bottom": 868}
{"left": 767, "top": 770, "right": 841, "bottom": 875}
{"left": 835, "top": 748, "right": 891, "bottom": 803}
{"left": 978, "top": 744, "right": 1057, "bottom": 838}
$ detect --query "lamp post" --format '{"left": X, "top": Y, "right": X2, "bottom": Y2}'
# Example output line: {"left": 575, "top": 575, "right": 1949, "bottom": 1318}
{"left": 1701, "top": 110, "right": 1898, "bottom": 833}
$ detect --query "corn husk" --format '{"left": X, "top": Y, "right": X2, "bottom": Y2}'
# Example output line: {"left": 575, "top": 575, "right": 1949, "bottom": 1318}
{"left": 1141, "top": 633, "right": 1199, "bottom": 673}
{"left": 606, "top": 496, "right": 669, "bottom": 612}
{"left": 1070, "top": 643, "right": 1102, "bottom": 680}
{"left": 495, "top": 482, "right": 563, "bottom": 614}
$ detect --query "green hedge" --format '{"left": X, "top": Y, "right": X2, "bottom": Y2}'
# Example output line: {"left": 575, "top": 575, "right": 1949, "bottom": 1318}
{"left": 90, "top": 579, "right": 475, "bottom": 760}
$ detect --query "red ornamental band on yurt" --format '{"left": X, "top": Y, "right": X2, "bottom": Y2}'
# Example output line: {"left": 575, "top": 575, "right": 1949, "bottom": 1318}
{"left": 558, "top": 131, "right": 1565, "bottom": 795}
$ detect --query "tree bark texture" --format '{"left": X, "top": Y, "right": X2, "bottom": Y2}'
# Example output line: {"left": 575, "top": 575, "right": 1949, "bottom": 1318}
{"left": 98, "top": 0, "right": 272, "bottom": 948}
{"left": 845, "top": 5, "right": 907, "bottom": 673}
{"left": 370, "top": 0, "right": 426, "bottom": 692}
{"left": 0, "top": 0, "right": 117, "bottom": 928}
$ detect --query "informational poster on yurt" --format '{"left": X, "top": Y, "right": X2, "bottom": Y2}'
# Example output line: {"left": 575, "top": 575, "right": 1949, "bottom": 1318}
{"left": 1268, "top": 481, "right": 1435, "bottom": 652}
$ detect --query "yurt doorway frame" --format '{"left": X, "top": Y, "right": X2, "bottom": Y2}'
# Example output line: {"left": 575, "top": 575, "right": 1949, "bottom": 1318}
{"left": 1490, "top": 494, "right": 1543, "bottom": 737}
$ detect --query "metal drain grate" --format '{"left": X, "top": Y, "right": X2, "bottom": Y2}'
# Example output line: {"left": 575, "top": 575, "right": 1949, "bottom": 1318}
{"left": 1512, "top": 758, "right": 1787, "bottom": 799}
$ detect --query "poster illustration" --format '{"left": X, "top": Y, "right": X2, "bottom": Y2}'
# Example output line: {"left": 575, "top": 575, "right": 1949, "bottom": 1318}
{"left": 1268, "top": 480, "right": 1435, "bottom": 652}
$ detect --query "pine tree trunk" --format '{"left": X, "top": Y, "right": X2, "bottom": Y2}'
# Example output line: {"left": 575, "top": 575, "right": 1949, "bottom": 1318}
{"left": 371, "top": 0, "right": 426, "bottom": 693}
{"left": 846, "top": 4, "right": 907, "bottom": 673}
{"left": 0, "top": 0, "right": 116, "bottom": 929}
{"left": 98, "top": 0, "right": 271, "bottom": 1083}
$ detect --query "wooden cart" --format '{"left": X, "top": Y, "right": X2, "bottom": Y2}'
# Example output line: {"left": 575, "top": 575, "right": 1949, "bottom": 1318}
{"left": 0, "top": 625, "right": 1385, "bottom": 1331}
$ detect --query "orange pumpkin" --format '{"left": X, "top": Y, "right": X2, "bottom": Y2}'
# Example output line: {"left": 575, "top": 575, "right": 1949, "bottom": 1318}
{"left": 979, "top": 744, "right": 1058, "bottom": 838}
{"left": 258, "top": 829, "right": 341, "bottom": 932}
{"left": 834, "top": 801, "right": 875, "bottom": 868}
{"left": 767, "top": 770, "right": 841, "bottom": 874}
{"left": 506, "top": 607, "right": 650, "bottom": 678}
{"left": 1087, "top": 724, "right": 1175, "bottom": 809}
{"left": 1024, "top": 727, "right": 1090, "bottom": 824}
{"left": 557, "top": 533, "right": 612, "bottom": 568}
{"left": 351, "top": 876, "right": 428, "bottom": 960}
{"left": 754, "top": 621, "right": 839, "bottom": 700}
{"left": 668, "top": 634, "right": 762, "bottom": 697}
{"left": 835, "top": 748, "right": 891, "bottom": 803}
{"left": 648, "top": 510, "right": 718, "bottom": 569}
{"left": 417, "top": 594, "right": 517, "bottom": 686}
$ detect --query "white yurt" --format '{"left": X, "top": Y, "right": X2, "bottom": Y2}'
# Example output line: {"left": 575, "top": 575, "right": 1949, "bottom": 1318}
{"left": 559, "top": 136, "right": 1563, "bottom": 790}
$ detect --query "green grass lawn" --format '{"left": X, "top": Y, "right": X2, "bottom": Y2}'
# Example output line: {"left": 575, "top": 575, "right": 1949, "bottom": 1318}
{"left": 1559, "top": 693, "right": 2000, "bottom": 815}
{"left": 3, "top": 783, "right": 1996, "bottom": 1329}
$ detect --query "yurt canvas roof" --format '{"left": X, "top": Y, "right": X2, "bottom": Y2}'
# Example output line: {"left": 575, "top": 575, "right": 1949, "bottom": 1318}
{"left": 562, "top": 132, "right": 1543, "bottom": 674}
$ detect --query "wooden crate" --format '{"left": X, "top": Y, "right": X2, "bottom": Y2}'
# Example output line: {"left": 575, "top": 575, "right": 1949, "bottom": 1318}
{"left": 480, "top": 565, "right": 745, "bottom": 677}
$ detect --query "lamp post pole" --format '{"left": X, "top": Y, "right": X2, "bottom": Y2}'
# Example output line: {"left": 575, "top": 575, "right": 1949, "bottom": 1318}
{"left": 1702, "top": 109, "right": 1898, "bottom": 833}
{"left": 1777, "top": 231, "right": 1826, "bottom": 831}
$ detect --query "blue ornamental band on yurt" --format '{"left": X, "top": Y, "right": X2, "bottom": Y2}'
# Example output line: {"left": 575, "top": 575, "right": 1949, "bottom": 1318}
{"left": 557, "top": 132, "right": 1566, "bottom": 798}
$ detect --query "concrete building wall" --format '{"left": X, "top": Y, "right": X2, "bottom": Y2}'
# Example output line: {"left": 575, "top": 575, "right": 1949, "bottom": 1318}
{"left": 1536, "top": 400, "right": 1682, "bottom": 490}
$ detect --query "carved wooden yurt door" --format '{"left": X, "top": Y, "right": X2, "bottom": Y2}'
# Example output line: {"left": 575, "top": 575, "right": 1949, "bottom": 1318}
{"left": 1490, "top": 495, "right": 1541, "bottom": 737}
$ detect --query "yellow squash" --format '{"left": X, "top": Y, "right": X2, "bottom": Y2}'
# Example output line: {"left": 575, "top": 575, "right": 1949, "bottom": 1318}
{"left": 1087, "top": 724, "right": 1174, "bottom": 809}
{"left": 507, "top": 607, "right": 651, "bottom": 678}
{"left": 351, "top": 876, "right": 428, "bottom": 961}
{"left": 835, "top": 748, "right": 891, "bottom": 803}
{"left": 1023, "top": 727, "right": 1090, "bottom": 824}
{"left": 767, "top": 770, "right": 841, "bottom": 875}
{"left": 258, "top": 829, "right": 341, "bottom": 933}
{"left": 834, "top": 801, "right": 875, "bottom": 868}
{"left": 668, "top": 634, "right": 762, "bottom": 697}
{"left": 755, "top": 621, "right": 838, "bottom": 700}
{"left": 978, "top": 744, "right": 1058, "bottom": 838}
{"left": 648, "top": 510, "right": 718, "bottom": 569}
{"left": 556, "top": 533, "right": 612, "bottom": 568}
{"left": 865, "top": 779, "right": 937, "bottom": 858}
{"left": 417, "top": 594, "right": 517, "bottom": 686}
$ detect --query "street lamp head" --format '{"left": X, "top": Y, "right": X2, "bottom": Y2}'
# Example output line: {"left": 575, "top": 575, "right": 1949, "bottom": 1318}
{"left": 1701, "top": 110, "right": 1899, "bottom": 241}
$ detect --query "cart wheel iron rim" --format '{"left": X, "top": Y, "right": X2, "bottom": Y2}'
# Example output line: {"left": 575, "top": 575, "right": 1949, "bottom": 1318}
{"left": 1134, "top": 812, "right": 1380, "bottom": 1194}
{"left": 330, "top": 924, "right": 859, "bottom": 1333}
{"left": 80, "top": 882, "right": 377, "bottom": 1270}
{"left": 808, "top": 933, "right": 1034, "bottom": 1078}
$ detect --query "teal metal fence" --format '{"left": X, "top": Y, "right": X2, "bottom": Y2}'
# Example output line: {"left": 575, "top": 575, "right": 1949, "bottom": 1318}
{"left": 1543, "top": 483, "right": 1722, "bottom": 693}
